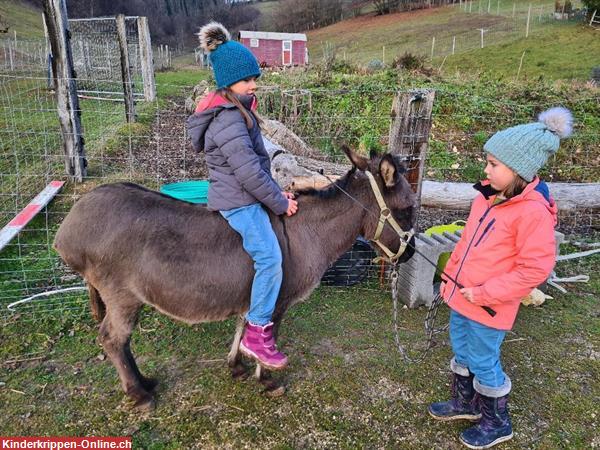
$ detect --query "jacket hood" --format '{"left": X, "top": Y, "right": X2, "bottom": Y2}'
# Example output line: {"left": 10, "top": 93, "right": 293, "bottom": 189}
{"left": 187, "top": 92, "right": 258, "bottom": 152}
{"left": 474, "top": 177, "right": 558, "bottom": 225}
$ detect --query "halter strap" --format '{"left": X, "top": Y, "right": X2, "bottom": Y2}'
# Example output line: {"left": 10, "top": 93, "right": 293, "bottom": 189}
{"left": 364, "top": 171, "right": 414, "bottom": 263}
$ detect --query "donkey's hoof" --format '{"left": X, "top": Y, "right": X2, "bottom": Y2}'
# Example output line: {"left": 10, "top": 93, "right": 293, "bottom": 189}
{"left": 140, "top": 377, "right": 159, "bottom": 392}
{"left": 132, "top": 394, "right": 156, "bottom": 412}
{"left": 260, "top": 377, "right": 286, "bottom": 398}
{"left": 264, "top": 384, "right": 286, "bottom": 398}
{"left": 231, "top": 364, "right": 250, "bottom": 381}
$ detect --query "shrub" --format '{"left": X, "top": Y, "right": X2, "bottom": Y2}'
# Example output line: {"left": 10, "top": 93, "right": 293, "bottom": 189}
{"left": 366, "top": 59, "right": 385, "bottom": 72}
{"left": 393, "top": 52, "right": 426, "bottom": 72}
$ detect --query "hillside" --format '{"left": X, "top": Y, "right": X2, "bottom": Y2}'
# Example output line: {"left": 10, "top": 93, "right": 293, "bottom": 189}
{"left": 0, "top": 0, "right": 43, "bottom": 39}
{"left": 306, "top": 1, "right": 598, "bottom": 81}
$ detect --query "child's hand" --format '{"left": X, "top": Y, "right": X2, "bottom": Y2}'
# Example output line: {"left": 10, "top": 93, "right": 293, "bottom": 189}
{"left": 460, "top": 287, "right": 475, "bottom": 303}
{"left": 283, "top": 191, "right": 295, "bottom": 200}
{"left": 286, "top": 198, "right": 298, "bottom": 216}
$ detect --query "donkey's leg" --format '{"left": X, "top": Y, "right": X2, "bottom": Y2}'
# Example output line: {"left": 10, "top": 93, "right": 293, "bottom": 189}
{"left": 124, "top": 341, "right": 159, "bottom": 392}
{"left": 228, "top": 315, "right": 249, "bottom": 381}
{"left": 256, "top": 318, "right": 286, "bottom": 397}
{"left": 98, "top": 299, "right": 154, "bottom": 410}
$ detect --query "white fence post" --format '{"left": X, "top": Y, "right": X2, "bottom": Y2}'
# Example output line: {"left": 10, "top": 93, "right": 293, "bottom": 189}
{"left": 526, "top": 4, "right": 531, "bottom": 37}
{"left": 431, "top": 37, "right": 435, "bottom": 60}
{"left": 452, "top": 36, "right": 456, "bottom": 55}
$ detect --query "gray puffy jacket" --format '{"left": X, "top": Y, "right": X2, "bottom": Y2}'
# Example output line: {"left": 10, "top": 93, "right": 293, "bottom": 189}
{"left": 186, "top": 95, "right": 288, "bottom": 215}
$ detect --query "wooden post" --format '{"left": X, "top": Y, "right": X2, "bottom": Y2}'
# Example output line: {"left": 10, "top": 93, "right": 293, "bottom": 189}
{"left": 137, "top": 16, "right": 156, "bottom": 102}
{"left": 526, "top": 4, "right": 531, "bottom": 37}
{"left": 116, "top": 14, "right": 136, "bottom": 122}
{"left": 452, "top": 36, "right": 456, "bottom": 55}
{"left": 43, "top": 0, "right": 86, "bottom": 181}
{"left": 8, "top": 42, "right": 14, "bottom": 71}
{"left": 387, "top": 89, "right": 436, "bottom": 224}
{"left": 430, "top": 37, "right": 435, "bottom": 60}
{"left": 382, "top": 45, "right": 385, "bottom": 65}
{"left": 512, "top": 2, "right": 516, "bottom": 17}
{"left": 487, "top": 0, "right": 491, "bottom": 13}
{"left": 515, "top": 50, "right": 526, "bottom": 80}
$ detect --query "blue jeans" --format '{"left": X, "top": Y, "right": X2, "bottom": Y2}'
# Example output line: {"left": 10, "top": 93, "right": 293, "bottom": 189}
{"left": 449, "top": 310, "right": 512, "bottom": 397}
{"left": 220, "top": 203, "right": 283, "bottom": 326}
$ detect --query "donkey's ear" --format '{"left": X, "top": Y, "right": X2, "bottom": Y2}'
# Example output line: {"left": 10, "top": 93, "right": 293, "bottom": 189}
{"left": 342, "top": 145, "right": 369, "bottom": 171}
{"left": 379, "top": 154, "right": 399, "bottom": 187}
{"left": 369, "top": 148, "right": 378, "bottom": 159}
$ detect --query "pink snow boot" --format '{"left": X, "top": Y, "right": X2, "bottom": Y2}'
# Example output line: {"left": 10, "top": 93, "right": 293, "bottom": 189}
{"left": 240, "top": 322, "right": 288, "bottom": 370}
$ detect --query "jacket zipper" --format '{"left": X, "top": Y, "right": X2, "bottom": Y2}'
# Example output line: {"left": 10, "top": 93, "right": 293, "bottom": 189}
{"left": 447, "top": 202, "right": 503, "bottom": 301}
{"left": 474, "top": 218, "right": 496, "bottom": 247}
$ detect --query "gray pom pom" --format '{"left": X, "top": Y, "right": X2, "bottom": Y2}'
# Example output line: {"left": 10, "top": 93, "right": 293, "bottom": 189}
{"left": 538, "top": 107, "right": 573, "bottom": 139}
{"left": 198, "top": 22, "right": 230, "bottom": 53}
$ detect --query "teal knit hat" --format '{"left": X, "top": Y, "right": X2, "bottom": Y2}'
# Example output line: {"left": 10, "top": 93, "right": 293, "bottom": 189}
{"left": 483, "top": 107, "right": 574, "bottom": 182}
{"left": 198, "top": 22, "right": 261, "bottom": 90}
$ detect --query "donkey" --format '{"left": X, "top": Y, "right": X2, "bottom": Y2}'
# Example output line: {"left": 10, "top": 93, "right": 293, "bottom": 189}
{"left": 53, "top": 147, "right": 416, "bottom": 410}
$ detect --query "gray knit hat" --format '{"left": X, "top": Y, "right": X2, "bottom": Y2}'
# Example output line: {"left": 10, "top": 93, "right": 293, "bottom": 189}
{"left": 483, "top": 107, "right": 574, "bottom": 182}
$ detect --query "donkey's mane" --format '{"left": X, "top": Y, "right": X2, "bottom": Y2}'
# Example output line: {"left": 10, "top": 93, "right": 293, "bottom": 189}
{"left": 295, "top": 167, "right": 358, "bottom": 199}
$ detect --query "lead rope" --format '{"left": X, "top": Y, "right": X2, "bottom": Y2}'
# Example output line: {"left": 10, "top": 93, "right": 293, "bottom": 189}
{"left": 390, "top": 262, "right": 448, "bottom": 363}
{"left": 319, "top": 171, "right": 450, "bottom": 363}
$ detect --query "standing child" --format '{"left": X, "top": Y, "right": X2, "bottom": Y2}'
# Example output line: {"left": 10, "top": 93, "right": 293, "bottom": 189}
{"left": 428, "top": 108, "right": 573, "bottom": 449}
{"left": 187, "top": 22, "right": 298, "bottom": 371}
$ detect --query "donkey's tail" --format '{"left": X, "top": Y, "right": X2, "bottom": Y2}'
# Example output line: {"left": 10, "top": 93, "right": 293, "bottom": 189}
{"left": 88, "top": 283, "right": 106, "bottom": 322}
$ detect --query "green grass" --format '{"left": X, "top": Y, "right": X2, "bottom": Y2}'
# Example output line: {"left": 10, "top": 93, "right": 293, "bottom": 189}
{"left": 0, "top": 0, "right": 44, "bottom": 40}
{"left": 306, "top": 1, "right": 596, "bottom": 81}
{"left": 442, "top": 21, "right": 600, "bottom": 80}
{"left": 0, "top": 248, "right": 598, "bottom": 448}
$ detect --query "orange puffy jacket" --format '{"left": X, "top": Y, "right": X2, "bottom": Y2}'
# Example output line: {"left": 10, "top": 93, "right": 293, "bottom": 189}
{"left": 441, "top": 178, "right": 558, "bottom": 330}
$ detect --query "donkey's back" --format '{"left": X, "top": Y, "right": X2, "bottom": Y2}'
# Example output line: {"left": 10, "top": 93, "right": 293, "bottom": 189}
{"left": 54, "top": 182, "right": 256, "bottom": 324}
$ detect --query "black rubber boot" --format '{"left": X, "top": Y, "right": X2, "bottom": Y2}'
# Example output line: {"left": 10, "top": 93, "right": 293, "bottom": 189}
{"left": 459, "top": 394, "right": 513, "bottom": 449}
{"left": 428, "top": 372, "right": 481, "bottom": 421}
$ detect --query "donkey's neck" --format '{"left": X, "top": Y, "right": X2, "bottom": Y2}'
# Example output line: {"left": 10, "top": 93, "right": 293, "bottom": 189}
{"left": 286, "top": 181, "right": 370, "bottom": 276}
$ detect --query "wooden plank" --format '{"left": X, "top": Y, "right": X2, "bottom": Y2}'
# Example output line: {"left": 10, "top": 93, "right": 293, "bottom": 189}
{"left": 43, "top": 0, "right": 87, "bottom": 182}
{"left": 0, "top": 181, "right": 65, "bottom": 252}
{"left": 387, "top": 89, "right": 436, "bottom": 224}
{"left": 116, "top": 14, "right": 136, "bottom": 122}
{"left": 137, "top": 16, "right": 156, "bottom": 102}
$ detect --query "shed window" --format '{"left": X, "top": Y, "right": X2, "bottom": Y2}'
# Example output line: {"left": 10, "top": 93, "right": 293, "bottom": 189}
{"left": 282, "top": 40, "right": 292, "bottom": 51}
{"left": 250, "top": 38, "right": 259, "bottom": 47}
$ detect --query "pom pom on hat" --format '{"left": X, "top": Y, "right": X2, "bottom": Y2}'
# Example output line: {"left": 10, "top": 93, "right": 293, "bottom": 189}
{"left": 538, "top": 107, "right": 573, "bottom": 139}
{"left": 198, "top": 22, "right": 231, "bottom": 53}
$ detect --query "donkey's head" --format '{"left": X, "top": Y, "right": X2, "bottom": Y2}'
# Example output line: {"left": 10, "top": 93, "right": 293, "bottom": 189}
{"left": 343, "top": 146, "right": 416, "bottom": 263}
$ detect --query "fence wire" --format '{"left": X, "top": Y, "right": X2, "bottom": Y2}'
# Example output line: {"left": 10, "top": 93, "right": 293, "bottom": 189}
{"left": 0, "top": 67, "right": 598, "bottom": 322}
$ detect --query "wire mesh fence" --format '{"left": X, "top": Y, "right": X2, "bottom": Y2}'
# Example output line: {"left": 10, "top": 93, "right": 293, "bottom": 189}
{"left": 69, "top": 16, "right": 144, "bottom": 96}
{"left": 0, "top": 68, "right": 598, "bottom": 323}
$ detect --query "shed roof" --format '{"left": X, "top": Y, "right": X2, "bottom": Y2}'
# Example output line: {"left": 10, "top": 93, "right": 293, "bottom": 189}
{"left": 239, "top": 31, "right": 307, "bottom": 42}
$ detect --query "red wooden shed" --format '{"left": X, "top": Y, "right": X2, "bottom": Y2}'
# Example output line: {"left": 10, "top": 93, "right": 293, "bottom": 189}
{"left": 238, "top": 31, "right": 308, "bottom": 67}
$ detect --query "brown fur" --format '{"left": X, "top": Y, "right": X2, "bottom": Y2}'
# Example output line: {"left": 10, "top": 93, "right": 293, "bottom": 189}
{"left": 53, "top": 148, "right": 415, "bottom": 409}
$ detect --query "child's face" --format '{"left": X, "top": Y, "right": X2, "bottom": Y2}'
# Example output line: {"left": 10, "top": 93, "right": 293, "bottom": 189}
{"left": 229, "top": 77, "right": 257, "bottom": 96}
{"left": 484, "top": 154, "right": 516, "bottom": 193}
